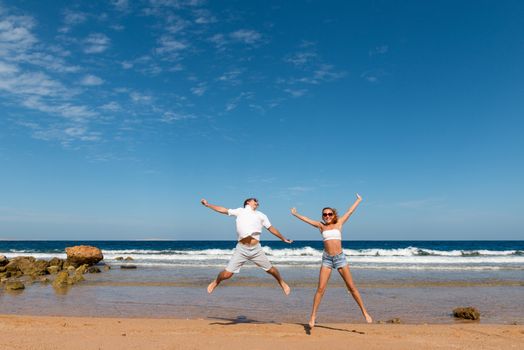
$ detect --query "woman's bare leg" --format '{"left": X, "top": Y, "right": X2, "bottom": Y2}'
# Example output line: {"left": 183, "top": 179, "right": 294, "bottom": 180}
{"left": 337, "top": 265, "right": 372, "bottom": 323}
{"left": 309, "top": 266, "right": 332, "bottom": 328}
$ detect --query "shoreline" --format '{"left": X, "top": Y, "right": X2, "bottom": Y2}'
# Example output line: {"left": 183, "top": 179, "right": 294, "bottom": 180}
{"left": 0, "top": 314, "right": 522, "bottom": 350}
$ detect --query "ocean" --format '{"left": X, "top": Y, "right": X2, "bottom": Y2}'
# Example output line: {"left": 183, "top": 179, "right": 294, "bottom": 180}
{"left": 1, "top": 240, "right": 523, "bottom": 324}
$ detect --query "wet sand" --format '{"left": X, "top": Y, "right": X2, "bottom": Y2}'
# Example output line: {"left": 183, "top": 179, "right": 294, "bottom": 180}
{"left": 0, "top": 314, "right": 522, "bottom": 350}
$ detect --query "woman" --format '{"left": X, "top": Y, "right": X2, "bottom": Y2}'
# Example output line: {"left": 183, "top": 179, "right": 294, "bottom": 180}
{"left": 291, "top": 193, "right": 372, "bottom": 328}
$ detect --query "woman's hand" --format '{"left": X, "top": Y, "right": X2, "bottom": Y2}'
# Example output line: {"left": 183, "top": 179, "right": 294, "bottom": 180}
{"left": 291, "top": 207, "right": 297, "bottom": 215}
{"left": 283, "top": 238, "right": 294, "bottom": 244}
{"left": 200, "top": 198, "right": 208, "bottom": 206}
{"left": 356, "top": 193, "right": 362, "bottom": 201}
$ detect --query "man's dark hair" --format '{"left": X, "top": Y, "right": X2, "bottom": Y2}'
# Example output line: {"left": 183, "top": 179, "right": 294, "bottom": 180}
{"left": 243, "top": 198, "right": 258, "bottom": 206}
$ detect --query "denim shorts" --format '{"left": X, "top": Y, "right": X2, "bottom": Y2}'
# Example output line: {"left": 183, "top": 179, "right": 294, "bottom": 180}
{"left": 321, "top": 251, "right": 348, "bottom": 269}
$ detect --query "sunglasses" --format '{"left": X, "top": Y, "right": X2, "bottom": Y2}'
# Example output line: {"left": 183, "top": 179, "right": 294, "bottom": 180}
{"left": 322, "top": 212, "right": 334, "bottom": 217}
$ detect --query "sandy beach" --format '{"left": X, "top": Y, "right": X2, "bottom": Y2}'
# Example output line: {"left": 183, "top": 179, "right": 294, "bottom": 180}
{"left": 0, "top": 314, "right": 522, "bottom": 350}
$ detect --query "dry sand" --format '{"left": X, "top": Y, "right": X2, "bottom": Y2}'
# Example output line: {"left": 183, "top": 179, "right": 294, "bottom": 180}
{"left": 0, "top": 314, "right": 522, "bottom": 350}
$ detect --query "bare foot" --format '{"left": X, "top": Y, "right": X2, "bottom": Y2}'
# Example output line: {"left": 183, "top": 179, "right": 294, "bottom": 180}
{"left": 280, "top": 281, "right": 291, "bottom": 295}
{"left": 308, "top": 317, "right": 316, "bottom": 329}
{"left": 207, "top": 281, "right": 218, "bottom": 294}
{"left": 364, "top": 313, "right": 373, "bottom": 324}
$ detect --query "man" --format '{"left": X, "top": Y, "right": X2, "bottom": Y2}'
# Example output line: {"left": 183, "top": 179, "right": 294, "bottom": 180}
{"left": 201, "top": 197, "right": 293, "bottom": 295}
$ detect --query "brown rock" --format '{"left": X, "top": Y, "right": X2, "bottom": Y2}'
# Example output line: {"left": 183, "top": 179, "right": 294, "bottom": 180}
{"left": 0, "top": 255, "right": 8, "bottom": 266}
{"left": 5, "top": 281, "right": 25, "bottom": 290}
{"left": 65, "top": 246, "right": 103, "bottom": 267}
{"left": 453, "top": 307, "right": 480, "bottom": 320}
{"left": 386, "top": 318, "right": 402, "bottom": 324}
{"left": 87, "top": 266, "right": 101, "bottom": 273}
{"left": 48, "top": 257, "right": 64, "bottom": 269}
{"left": 53, "top": 271, "right": 70, "bottom": 288}
{"left": 47, "top": 266, "right": 60, "bottom": 274}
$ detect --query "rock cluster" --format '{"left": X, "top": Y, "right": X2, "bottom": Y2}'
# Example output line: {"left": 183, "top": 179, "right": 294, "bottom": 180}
{"left": 1, "top": 245, "right": 107, "bottom": 292}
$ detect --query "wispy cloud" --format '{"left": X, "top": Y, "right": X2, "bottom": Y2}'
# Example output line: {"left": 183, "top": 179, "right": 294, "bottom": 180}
{"left": 59, "top": 10, "right": 87, "bottom": 33}
{"left": 80, "top": 74, "right": 104, "bottom": 86}
{"left": 230, "top": 29, "right": 262, "bottom": 45}
{"left": 83, "top": 33, "right": 110, "bottom": 54}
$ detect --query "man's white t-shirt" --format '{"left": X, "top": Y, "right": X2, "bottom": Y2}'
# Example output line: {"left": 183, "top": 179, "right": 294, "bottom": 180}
{"left": 227, "top": 205, "right": 272, "bottom": 241}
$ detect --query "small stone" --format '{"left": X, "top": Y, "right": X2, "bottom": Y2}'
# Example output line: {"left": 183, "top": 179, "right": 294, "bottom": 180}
{"left": 124, "top": 257, "right": 134, "bottom": 261}
{"left": 453, "top": 307, "right": 480, "bottom": 320}
{"left": 53, "top": 271, "right": 70, "bottom": 288}
{"left": 47, "top": 266, "right": 60, "bottom": 274}
{"left": 115, "top": 257, "right": 124, "bottom": 261}
{"left": 120, "top": 265, "right": 137, "bottom": 269}
{"left": 87, "top": 266, "right": 101, "bottom": 273}
{"left": 386, "top": 318, "right": 401, "bottom": 324}
{"left": 103, "top": 265, "right": 111, "bottom": 271}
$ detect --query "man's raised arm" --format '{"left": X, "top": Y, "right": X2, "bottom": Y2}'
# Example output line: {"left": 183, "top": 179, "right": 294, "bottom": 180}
{"left": 201, "top": 198, "right": 229, "bottom": 215}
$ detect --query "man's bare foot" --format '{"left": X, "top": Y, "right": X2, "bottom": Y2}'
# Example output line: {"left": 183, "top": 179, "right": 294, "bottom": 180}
{"left": 280, "top": 281, "right": 291, "bottom": 295}
{"left": 207, "top": 281, "right": 218, "bottom": 294}
{"left": 308, "top": 317, "right": 316, "bottom": 329}
{"left": 364, "top": 313, "right": 373, "bottom": 324}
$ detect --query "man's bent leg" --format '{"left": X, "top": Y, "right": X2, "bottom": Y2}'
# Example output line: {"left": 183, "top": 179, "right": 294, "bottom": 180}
{"left": 266, "top": 266, "right": 291, "bottom": 296}
{"left": 207, "top": 269, "right": 234, "bottom": 294}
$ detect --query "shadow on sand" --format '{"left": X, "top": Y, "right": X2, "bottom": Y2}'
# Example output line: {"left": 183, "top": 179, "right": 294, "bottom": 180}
{"left": 209, "top": 315, "right": 282, "bottom": 326}
{"left": 297, "top": 323, "right": 366, "bottom": 336}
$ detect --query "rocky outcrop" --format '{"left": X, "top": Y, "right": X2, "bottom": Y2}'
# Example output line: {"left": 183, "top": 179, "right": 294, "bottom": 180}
{"left": 453, "top": 307, "right": 480, "bottom": 320}
{"left": 0, "top": 255, "right": 8, "bottom": 266}
{"left": 65, "top": 246, "right": 103, "bottom": 267}
{"left": 4, "top": 257, "right": 48, "bottom": 277}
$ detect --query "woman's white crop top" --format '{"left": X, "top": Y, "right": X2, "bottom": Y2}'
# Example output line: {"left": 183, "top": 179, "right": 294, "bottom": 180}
{"left": 322, "top": 229, "right": 342, "bottom": 241}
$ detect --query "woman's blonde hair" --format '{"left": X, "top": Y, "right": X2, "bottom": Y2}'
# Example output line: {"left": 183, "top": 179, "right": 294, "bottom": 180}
{"left": 321, "top": 207, "right": 338, "bottom": 224}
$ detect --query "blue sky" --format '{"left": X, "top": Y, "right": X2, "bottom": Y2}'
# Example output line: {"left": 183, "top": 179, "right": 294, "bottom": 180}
{"left": 1, "top": 0, "right": 523, "bottom": 240}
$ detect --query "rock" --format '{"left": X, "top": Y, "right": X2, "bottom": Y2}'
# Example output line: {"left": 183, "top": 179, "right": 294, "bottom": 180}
{"left": 87, "top": 266, "right": 101, "bottom": 273}
{"left": 53, "top": 271, "right": 70, "bottom": 288}
{"left": 75, "top": 264, "right": 88, "bottom": 275}
{"left": 67, "top": 266, "right": 75, "bottom": 272}
{"left": 115, "top": 257, "right": 124, "bottom": 261}
{"left": 120, "top": 265, "right": 137, "bottom": 269}
{"left": 0, "top": 266, "right": 6, "bottom": 273}
{"left": 4, "top": 257, "right": 48, "bottom": 276}
{"left": 47, "top": 266, "right": 60, "bottom": 275}
{"left": 124, "top": 257, "right": 134, "bottom": 261}
{"left": 48, "top": 257, "right": 64, "bottom": 269}
{"left": 103, "top": 265, "right": 111, "bottom": 271}
{"left": 65, "top": 246, "right": 103, "bottom": 267}
{"left": 453, "top": 307, "right": 480, "bottom": 320}
{"left": 386, "top": 318, "right": 402, "bottom": 324}
{"left": 5, "top": 281, "right": 25, "bottom": 290}
{"left": 0, "top": 255, "right": 8, "bottom": 266}
{"left": 39, "top": 276, "right": 50, "bottom": 284}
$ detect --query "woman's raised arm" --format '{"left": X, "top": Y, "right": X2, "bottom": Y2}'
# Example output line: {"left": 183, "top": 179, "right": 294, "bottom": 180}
{"left": 291, "top": 208, "right": 322, "bottom": 229}
{"left": 339, "top": 193, "right": 362, "bottom": 225}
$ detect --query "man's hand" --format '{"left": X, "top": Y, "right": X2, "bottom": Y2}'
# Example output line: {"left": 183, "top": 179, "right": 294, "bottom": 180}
{"left": 356, "top": 193, "right": 362, "bottom": 201}
{"left": 201, "top": 198, "right": 208, "bottom": 206}
{"left": 290, "top": 207, "right": 297, "bottom": 215}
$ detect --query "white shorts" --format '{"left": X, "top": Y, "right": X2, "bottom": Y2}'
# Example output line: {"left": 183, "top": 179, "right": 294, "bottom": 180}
{"left": 225, "top": 242, "right": 273, "bottom": 273}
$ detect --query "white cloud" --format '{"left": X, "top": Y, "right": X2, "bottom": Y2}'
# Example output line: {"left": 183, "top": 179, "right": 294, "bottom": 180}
{"left": 111, "top": 0, "right": 129, "bottom": 12}
{"left": 100, "top": 101, "right": 121, "bottom": 111}
{"left": 22, "top": 96, "right": 97, "bottom": 120}
{"left": 284, "top": 51, "right": 317, "bottom": 67}
{"left": 230, "top": 29, "right": 262, "bottom": 45}
{"left": 161, "top": 111, "right": 196, "bottom": 122}
{"left": 156, "top": 35, "right": 187, "bottom": 54}
{"left": 0, "top": 14, "right": 37, "bottom": 56}
{"left": 130, "top": 91, "right": 152, "bottom": 103}
{"left": 80, "top": 74, "right": 104, "bottom": 86}
{"left": 83, "top": 33, "right": 110, "bottom": 54}
{"left": 191, "top": 82, "right": 207, "bottom": 96}
{"left": 0, "top": 71, "right": 69, "bottom": 97}
{"left": 121, "top": 61, "right": 133, "bottom": 69}
{"left": 0, "top": 60, "right": 18, "bottom": 74}
{"left": 284, "top": 88, "right": 307, "bottom": 97}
